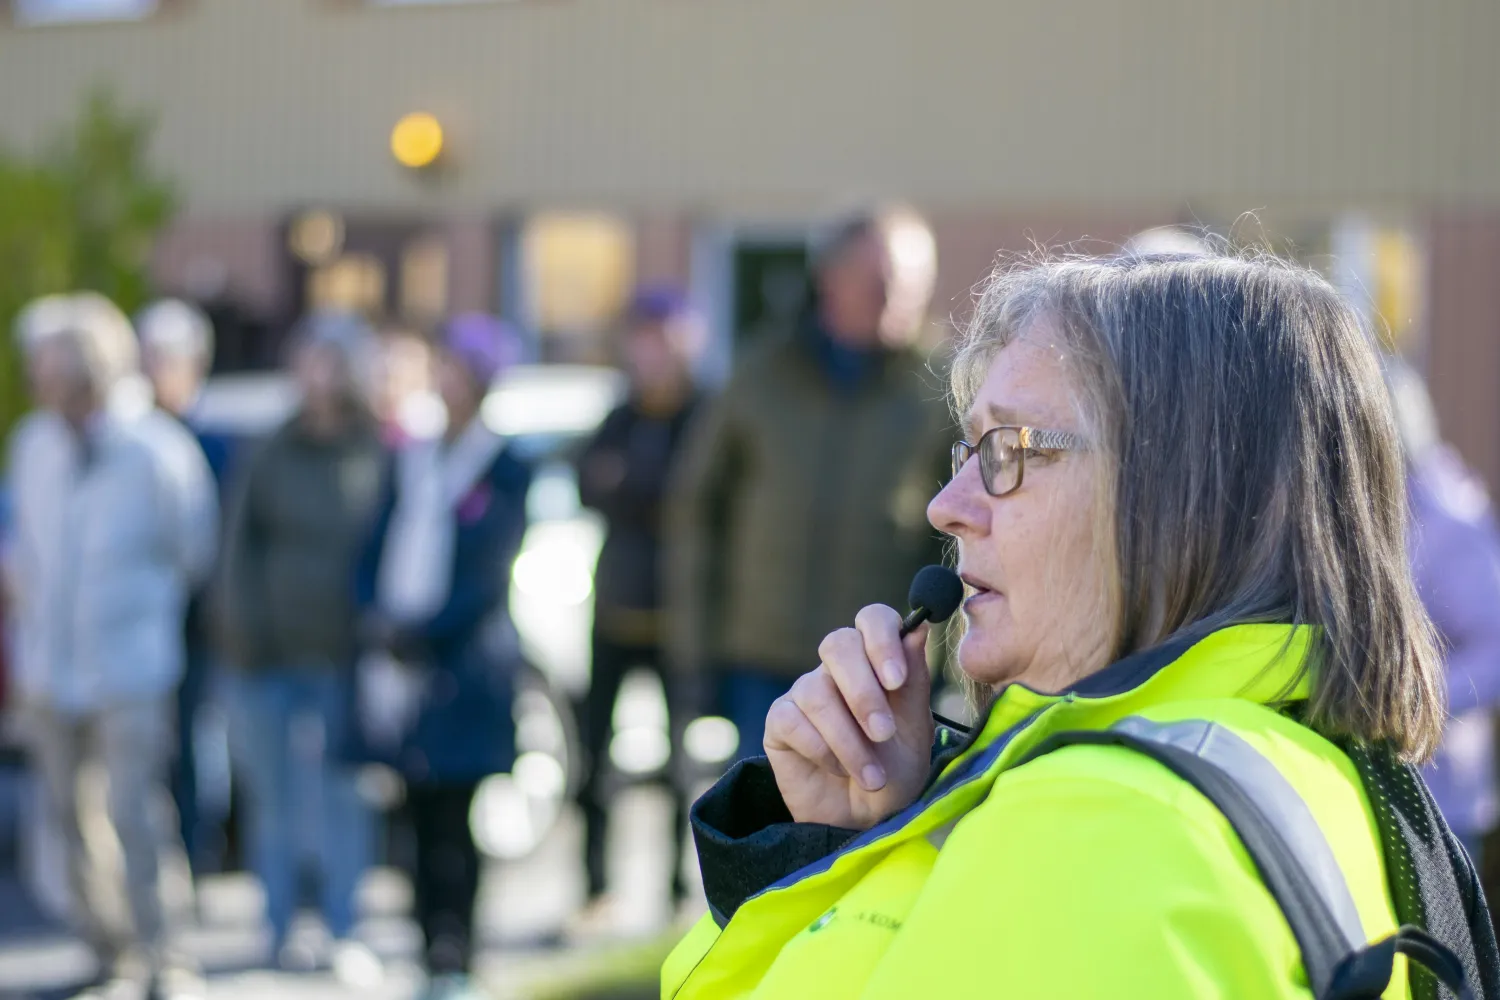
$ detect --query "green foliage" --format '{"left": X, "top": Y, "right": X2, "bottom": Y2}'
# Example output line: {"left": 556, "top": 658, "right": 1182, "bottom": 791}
{"left": 0, "top": 90, "right": 176, "bottom": 437}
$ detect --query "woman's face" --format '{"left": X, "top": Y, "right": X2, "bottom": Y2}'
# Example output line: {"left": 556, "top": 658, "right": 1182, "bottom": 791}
{"left": 927, "top": 320, "right": 1117, "bottom": 692}
{"left": 373, "top": 335, "right": 432, "bottom": 422}
{"left": 293, "top": 341, "right": 349, "bottom": 410}
{"left": 435, "top": 350, "right": 482, "bottom": 419}
{"left": 623, "top": 320, "right": 681, "bottom": 390}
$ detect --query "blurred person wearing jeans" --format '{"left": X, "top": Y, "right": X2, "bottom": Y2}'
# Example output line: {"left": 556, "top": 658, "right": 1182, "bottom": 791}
{"left": 215, "top": 314, "right": 386, "bottom": 980}
{"left": 4, "top": 294, "right": 216, "bottom": 998}
{"left": 137, "top": 299, "right": 234, "bottom": 883}
{"left": 667, "top": 206, "right": 952, "bottom": 760}
{"left": 1387, "top": 360, "right": 1500, "bottom": 863}
{"left": 354, "top": 315, "right": 531, "bottom": 1000}
{"left": 573, "top": 287, "right": 704, "bottom": 929}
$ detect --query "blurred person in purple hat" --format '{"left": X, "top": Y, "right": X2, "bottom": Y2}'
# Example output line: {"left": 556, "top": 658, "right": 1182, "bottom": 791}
{"left": 355, "top": 313, "right": 531, "bottom": 1000}
{"left": 571, "top": 286, "right": 705, "bottom": 933}
{"left": 214, "top": 311, "right": 387, "bottom": 981}
{"left": 5, "top": 293, "right": 216, "bottom": 999}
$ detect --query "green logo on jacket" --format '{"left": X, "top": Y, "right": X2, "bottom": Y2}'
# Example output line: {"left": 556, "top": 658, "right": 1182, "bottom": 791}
{"left": 808, "top": 908, "right": 837, "bottom": 933}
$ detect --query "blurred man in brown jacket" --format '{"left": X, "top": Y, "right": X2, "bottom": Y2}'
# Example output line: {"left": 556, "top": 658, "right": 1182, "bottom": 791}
{"left": 667, "top": 206, "right": 952, "bottom": 760}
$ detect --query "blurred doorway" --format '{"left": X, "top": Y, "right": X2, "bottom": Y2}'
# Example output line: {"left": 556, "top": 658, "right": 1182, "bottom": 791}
{"left": 731, "top": 238, "right": 809, "bottom": 350}
{"left": 283, "top": 211, "right": 452, "bottom": 330}
{"left": 690, "top": 225, "right": 810, "bottom": 386}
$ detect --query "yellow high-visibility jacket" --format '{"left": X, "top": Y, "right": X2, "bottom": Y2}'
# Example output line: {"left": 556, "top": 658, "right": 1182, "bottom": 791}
{"left": 664, "top": 625, "right": 1412, "bottom": 999}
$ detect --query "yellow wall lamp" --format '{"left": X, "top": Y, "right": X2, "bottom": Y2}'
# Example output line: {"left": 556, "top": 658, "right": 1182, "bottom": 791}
{"left": 390, "top": 111, "right": 448, "bottom": 174}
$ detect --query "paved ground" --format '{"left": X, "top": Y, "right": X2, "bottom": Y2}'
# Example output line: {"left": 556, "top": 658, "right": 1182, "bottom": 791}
{"left": 0, "top": 787, "right": 694, "bottom": 1000}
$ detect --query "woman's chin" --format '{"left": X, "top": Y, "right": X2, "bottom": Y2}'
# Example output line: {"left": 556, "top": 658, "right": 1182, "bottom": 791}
{"left": 956, "top": 629, "right": 1017, "bottom": 688}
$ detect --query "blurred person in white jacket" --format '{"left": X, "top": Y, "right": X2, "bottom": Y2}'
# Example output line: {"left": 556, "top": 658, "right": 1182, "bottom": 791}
{"left": 2, "top": 294, "right": 77, "bottom": 925}
{"left": 4, "top": 293, "right": 217, "bottom": 998}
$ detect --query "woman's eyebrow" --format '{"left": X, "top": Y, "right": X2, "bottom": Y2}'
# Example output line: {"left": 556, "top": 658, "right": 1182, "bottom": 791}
{"left": 987, "top": 402, "right": 1028, "bottom": 426}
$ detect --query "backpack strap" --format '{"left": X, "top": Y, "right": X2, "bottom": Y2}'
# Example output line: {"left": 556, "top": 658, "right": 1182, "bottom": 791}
{"left": 1015, "top": 717, "right": 1472, "bottom": 1000}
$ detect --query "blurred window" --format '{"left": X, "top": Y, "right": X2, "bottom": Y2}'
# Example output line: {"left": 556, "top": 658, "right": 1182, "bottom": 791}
{"left": 400, "top": 235, "right": 450, "bottom": 324}
{"left": 12, "top": 0, "right": 158, "bottom": 25}
{"left": 521, "top": 213, "right": 634, "bottom": 363}
{"left": 307, "top": 254, "right": 387, "bottom": 317}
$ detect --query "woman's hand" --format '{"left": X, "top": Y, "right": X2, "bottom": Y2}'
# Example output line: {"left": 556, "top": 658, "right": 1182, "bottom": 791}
{"left": 765, "top": 605, "right": 935, "bottom": 829}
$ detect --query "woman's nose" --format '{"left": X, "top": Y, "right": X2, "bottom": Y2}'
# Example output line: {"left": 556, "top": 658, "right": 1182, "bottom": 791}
{"left": 928, "top": 459, "right": 989, "bottom": 538}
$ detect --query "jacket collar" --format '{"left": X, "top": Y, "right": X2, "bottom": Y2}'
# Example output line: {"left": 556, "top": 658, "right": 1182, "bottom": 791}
{"left": 732, "top": 625, "right": 1314, "bottom": 927}
{"left": 968, "top": 623, "right": 1315, "bottom": 754}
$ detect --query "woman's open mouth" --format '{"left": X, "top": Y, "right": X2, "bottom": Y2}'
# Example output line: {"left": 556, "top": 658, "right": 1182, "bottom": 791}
{"left": 960, "top": 572, "right": 1001, "bottom": 610}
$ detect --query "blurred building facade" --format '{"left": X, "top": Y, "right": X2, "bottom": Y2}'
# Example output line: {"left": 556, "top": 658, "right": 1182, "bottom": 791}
{"left": 0, "top": 0, "right": 1498, "bottom": 483}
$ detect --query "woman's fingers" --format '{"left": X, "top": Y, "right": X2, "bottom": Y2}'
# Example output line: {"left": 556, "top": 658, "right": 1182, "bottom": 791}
{"left": 789, "top": 669, "right": 887, "bottom": 791}
{"left": 764, "top": 697, "right": 846, "bottom": 777}
{"left": 819, "top": 625, "right": 897, "bottom": 744}
{"left": 854, "top": 604, "right": 910, "bottom": 691}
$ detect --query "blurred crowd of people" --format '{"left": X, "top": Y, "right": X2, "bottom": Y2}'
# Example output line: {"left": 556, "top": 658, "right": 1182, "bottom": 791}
{"left": 0, "top": 289, "right": 539, "bottom": 999}
{"left": 3, "top": 206, "right": 1500, "bottom": 998}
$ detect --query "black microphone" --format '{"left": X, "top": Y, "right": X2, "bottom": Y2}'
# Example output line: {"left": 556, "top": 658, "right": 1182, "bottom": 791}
{"left": 899, "top": 565, "right": 964, "bottom": 638}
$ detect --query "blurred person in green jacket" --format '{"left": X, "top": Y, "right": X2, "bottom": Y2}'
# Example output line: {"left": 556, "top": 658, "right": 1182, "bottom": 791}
{"left": 666, "top": 206, "right": 952, "bottom": 761}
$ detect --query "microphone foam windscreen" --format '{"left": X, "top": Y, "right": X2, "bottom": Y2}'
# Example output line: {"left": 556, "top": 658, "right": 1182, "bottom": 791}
{"left": 908, "top": 565, "right": 964, "bottom": 624}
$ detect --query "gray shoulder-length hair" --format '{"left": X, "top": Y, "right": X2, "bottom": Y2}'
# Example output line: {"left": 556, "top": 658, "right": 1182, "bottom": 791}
{"left": 953, "top": 250, "right": 1444, "bottom": 762}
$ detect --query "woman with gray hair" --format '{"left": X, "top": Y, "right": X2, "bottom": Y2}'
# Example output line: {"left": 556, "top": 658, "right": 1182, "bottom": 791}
{"left": 6, "top": 294, "right": 216, "bottom": 998}
{"left": 667, "top": 252, "right": 1498, "bottom": 998}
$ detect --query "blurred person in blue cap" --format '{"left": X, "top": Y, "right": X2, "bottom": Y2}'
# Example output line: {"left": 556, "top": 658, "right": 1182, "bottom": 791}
{"left": 572, "top": 286, "right": 705, "bottom": 932}
{"left": 5, "top": 292, "right": 216, "bottom": 999}
{"left": 666, "top": 206, "right": 952, "bottom": 762}
{"left": 354, "top": 313, "right": 531, "bottom": 1000}
{"left": 214, "top": 311, "right": 387, "bottom": 981}
{"left": 137, "top": 298, "right": 236, "bottom": 885}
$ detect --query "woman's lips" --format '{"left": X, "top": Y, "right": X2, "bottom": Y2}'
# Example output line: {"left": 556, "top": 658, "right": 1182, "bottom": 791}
{"left": 960, "top": 572, "right": 1000, "bottom": 610}
{"left": 964, "top": 590, "right": 1001, "bottom": 611}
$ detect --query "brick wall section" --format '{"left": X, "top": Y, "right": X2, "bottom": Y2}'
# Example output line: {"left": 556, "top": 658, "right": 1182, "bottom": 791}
{"left": 1426, "top": 212, "right": 1500, "bottom": 494}
{"left": 150, "top": 215, "right": 285, "bottom": 316}
{"left": 634, "top": 215, "right": 692, "bottom": 289}
{"left": 443, "top": 216, "right": 495, "bottom": 315}
{"left": 926, "top": 211, "right": 1174, "bottom": 331}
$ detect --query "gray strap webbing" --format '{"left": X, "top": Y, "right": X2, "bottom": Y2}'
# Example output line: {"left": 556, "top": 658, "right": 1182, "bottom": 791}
{"left": 1017, "top": 717, "right": 1370, "bottom": 998}
{"left": 1110, "top": 716, "right": 1369, "bottom": 946}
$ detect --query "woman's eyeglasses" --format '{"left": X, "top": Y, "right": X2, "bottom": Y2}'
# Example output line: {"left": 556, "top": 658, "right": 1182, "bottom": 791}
{"left": 951, "top": 426, "right": 1086, "bottom": 497}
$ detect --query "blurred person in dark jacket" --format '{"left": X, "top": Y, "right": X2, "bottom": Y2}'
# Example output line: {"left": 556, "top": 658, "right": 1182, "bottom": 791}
{"left": 215, "top": 313, "right": 386, "bottom": 981}
{"left": 355, "top": 314, "right": 530, "bottom": 1000}
{"left": 573, "top": 287, "right": 704, "bottom": 928}
{"left": 667, "top": 207, "right": 952, "bottom": 761}
{"left": 137, "top": 298, "right": 233, "bottom": 881}
{"left": 6, "top": 294, "right": 216, "bottom": 999}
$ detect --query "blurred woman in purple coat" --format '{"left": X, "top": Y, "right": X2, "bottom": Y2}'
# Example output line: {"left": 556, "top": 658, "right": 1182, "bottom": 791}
{"left": 1389, "top": 360, "right": 1500, "bottom": 863}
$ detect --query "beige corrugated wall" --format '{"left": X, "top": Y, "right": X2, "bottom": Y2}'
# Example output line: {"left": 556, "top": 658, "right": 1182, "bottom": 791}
{"left": 0, "top": 0, "right": 1496, "bottom": 213}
